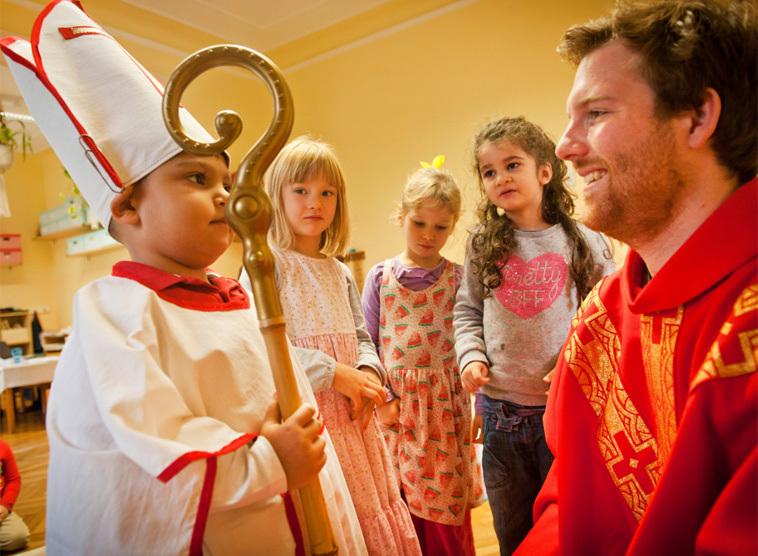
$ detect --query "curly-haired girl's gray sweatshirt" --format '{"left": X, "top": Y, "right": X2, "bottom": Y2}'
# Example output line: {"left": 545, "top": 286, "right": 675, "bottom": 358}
{"left": 453, "top": 223, "right": 615, "bottom": 406}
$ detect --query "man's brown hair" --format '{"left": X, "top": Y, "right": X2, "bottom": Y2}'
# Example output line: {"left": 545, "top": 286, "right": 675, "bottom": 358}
{"left": 558, "top": 1, "right": 757, "bottom": 185}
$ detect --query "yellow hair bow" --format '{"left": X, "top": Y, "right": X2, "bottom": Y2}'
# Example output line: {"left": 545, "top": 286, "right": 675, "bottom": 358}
{"left": 420, "top": 155, "right": 445, "bottom": 169}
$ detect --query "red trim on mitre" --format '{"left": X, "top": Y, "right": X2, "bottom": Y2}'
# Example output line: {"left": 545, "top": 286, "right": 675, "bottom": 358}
{"left": 52, "top": 0, "right": 167, "bottom": 101}
{"left": 282, "top": 492, "right": 306, "bottom": 556}
{"left": 58, "top": 24, "right": 107, "bottom": 39}
{"left": 55, "top": 19, "right": 167, "bottom": 99}
{"left": 0, "top": 37, "right": 31, "bottom": 66}
{"left": 0, "top": 35, "right": 100, "bottom": 177}
{"left": 27, "top": 0, "right": 124, "bottom": 189}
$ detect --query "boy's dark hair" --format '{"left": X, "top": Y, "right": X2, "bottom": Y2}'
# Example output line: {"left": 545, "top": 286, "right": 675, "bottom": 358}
{"left": 470, "top": 116, "right": 608, "bottom": 301}
{"left": 558, "top": 0, "right": 758, "bottom": 185}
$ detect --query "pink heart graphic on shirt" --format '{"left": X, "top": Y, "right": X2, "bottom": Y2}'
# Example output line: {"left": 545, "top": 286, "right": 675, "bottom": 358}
{"left": 494, "top": 253, "right": 568, "bottom": 319}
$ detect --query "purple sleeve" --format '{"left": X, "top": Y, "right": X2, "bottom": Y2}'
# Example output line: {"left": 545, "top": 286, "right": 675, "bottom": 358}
{"left": 361, "top": 262, "right": 385, "bottom": 350}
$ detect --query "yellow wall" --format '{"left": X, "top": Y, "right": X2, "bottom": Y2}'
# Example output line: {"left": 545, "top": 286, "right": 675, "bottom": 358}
{"left": 0, "top": 149, "right": 55, "bottom": 327}
{"left": 0, "top": 0, "right": 625, "bottom": 330}
{"left": 283, "top": 0, "right": 624, "bottom": 267}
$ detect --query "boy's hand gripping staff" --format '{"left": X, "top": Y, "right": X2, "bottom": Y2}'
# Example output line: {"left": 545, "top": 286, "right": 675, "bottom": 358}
{"left": 163, "top": 45, "right": 339, "bottom": 556}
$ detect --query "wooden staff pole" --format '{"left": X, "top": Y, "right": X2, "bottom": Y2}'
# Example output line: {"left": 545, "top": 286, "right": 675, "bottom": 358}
{"left": 162, "top": 45, "right": 338, "bottom": 556}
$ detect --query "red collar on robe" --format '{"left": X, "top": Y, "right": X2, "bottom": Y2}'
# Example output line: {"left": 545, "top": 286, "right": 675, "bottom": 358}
{"left": 112, "top": 261, "right": 250, "bottom": 312}
{"left": 622, "top": 178, "right": 757, "bottom": 314}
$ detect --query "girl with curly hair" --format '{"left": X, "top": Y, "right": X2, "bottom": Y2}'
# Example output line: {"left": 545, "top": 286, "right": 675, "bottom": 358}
{"left": 453, "top": 116, "right": 614, "bottom": 555}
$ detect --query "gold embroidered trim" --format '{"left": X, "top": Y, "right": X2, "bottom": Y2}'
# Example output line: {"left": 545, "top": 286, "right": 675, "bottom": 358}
{"left": 640, "top": 306, "right": 681, "bottom": 464}
{"left": 691, "top": 286, "right": 758, "bottom": 390}
{"left": 733, "top": 284, "right": 758, "bottom": 317}
{"left": 565, "top": 283, "right": 757, "bottom": 521}
{"left": 565, "top": 288, "right": 658, "bottom": 521}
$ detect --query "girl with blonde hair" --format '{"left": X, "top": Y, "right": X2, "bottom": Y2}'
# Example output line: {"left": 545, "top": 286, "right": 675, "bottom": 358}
{"left": 362, "top": 159, "right": 485, "bottom": 555}
{"left": 241, "top": 136, "right": 421, "bottom": 555}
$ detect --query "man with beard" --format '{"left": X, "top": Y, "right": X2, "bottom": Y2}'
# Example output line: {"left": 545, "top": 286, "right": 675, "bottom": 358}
{"left": 515, "top": 1, "right": 757, "bottom": 555}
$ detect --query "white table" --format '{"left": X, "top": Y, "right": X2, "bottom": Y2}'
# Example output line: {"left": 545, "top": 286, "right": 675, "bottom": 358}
{"left": 0, "top": 356, "right": 58, "bottom": 433}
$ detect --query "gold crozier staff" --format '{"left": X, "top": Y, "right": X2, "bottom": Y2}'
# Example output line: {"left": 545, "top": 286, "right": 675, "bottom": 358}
{"left": 162, "top": 45, "right": 339, "bottom": 556}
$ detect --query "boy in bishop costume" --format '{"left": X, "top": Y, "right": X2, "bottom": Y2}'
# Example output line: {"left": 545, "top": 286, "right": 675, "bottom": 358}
{"left": 1, "top": 1, "right": 368, "bottom": 554}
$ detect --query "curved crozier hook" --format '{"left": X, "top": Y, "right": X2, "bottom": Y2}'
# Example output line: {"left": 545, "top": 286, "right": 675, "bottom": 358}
{"left": 162, "top": 44, "right": 295, "bottom": 324}
{"left": 162, "top": 49, "right": 241, "bottom": 155}
{"left": 163, "top": 45, "right": 294, "bottom": 182}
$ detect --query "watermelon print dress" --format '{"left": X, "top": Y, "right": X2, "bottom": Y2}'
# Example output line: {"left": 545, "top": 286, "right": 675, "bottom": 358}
{"left": 275, "top": 248, "right": 421, "bottom": 556}
{"left": 378, "top": 260, "right": 485, "bottom": 526}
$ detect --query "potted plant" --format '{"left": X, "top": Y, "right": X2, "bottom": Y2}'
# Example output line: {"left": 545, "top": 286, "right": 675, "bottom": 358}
{"left": 0, "top": 111, "right": 33, "bottom": 171}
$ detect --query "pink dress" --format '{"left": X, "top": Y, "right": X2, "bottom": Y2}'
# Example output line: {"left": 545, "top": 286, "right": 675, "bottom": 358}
{"left": 379, "top": 260, "right": 485, "bottom": 525}
{"left": 276, "top": 248, "right": 421, "bottom": 556}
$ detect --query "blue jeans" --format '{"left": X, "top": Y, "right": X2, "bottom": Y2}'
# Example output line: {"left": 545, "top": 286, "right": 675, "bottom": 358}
{"left": 481, "top": 395, "right": 554, "bottom": 556}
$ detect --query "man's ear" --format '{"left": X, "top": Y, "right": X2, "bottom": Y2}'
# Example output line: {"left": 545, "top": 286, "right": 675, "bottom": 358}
{"left": 110, "top": 185, "right": 140, "bottom": 226}
{"left": 687, "top": 87, "right": 721, "bottom": 149}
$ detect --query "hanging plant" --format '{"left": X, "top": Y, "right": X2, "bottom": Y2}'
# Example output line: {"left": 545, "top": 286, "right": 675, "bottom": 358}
{"left": 0, "top": 112, "right": 33, "bottom": 161}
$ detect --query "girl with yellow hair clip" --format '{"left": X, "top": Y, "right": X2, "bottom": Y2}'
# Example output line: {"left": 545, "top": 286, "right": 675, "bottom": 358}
{"left": 362, "top": 159, "right": 485, "bottom": 555}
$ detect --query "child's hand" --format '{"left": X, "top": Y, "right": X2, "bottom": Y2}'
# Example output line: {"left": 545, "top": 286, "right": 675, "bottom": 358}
{"left": 260, "top": 398, "right": 326, "bottom": 491}
{"left": 356, "top": 367, "right": 387, "bottom": 428}
{"left": 461, "top": 361, "right": 490, "bottom": 392}
{"left": 376, "top": 398, "right": 400, "bottom": 427}
{"left": 471, "top": 413, "right": 483, "bottom": 444}
{"left": 333, "top": 363, "right": 386, "bottom": 422}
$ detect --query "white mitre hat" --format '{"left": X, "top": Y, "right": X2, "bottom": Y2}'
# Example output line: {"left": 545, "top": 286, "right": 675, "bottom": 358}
{"left": 0, "top": 0, "right": 219, "bottom": 230}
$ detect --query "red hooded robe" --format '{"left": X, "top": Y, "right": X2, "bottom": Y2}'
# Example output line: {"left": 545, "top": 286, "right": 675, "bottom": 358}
{"left": 518, "top": 179, "right": 758, "bottom": 555}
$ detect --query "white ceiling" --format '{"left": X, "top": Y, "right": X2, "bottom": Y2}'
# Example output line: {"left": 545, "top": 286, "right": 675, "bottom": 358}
{"left": 0, "top": 0, "right": 397, "bottom": 151}
{"left": 122, "top": 0, "right": 392, "bottom": 52}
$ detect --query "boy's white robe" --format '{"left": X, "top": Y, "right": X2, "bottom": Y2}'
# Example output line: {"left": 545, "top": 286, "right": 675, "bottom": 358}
{"left": 0, "top": 3, "right": 365, "bottom": 552}
{"left": 45, "top": 267, "right": 367, "bottom": 555}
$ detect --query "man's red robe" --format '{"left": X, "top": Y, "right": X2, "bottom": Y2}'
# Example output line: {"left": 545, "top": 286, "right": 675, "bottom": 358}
{"left": 517, "top": 179, "right": 758, "bottom": 555}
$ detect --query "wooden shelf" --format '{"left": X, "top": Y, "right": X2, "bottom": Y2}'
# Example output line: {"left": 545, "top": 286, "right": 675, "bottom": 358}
{"left": 0, "top": 311, "right": 33, "bottom": 355}
{"left": 34, "top": 225, "right": 100, "bottom": 241}
{"left": 0, "top": 310, "right": 29, "bottom": 318}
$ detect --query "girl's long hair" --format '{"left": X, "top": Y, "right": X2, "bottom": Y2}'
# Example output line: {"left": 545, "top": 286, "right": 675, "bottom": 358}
{"left": 470, "top": 116, "right": 604, "bottom": 300}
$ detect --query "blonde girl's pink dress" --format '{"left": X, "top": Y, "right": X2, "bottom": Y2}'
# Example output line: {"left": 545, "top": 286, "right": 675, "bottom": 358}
{"left": 275, "top": 248, "right": 422, "bottom": 556}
